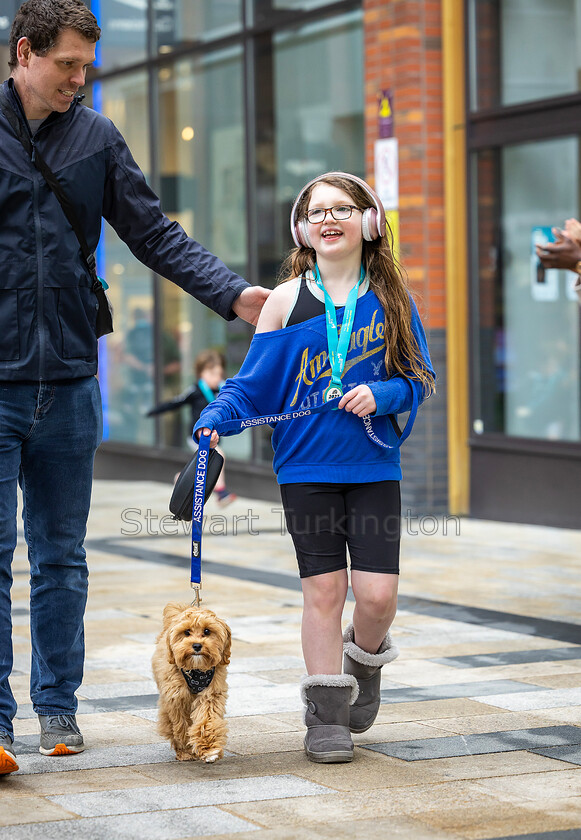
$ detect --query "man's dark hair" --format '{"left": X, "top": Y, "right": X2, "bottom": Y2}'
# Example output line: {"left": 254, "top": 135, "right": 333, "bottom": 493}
{"left": 9, "top": 0, "right": 101, "bottom": 69}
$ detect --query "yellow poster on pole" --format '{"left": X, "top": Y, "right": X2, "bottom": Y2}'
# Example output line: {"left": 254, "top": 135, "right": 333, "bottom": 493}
{"left": 385, "top": 209, "right": 400, "bottom": 260}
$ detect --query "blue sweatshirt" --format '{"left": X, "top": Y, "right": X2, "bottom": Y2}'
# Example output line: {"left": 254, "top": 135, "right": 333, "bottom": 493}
{"left": 194, "top": 290, "right": 434, "bottom": 484}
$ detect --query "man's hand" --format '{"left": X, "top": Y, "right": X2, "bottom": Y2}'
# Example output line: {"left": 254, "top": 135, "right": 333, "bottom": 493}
{"left": 338, "top": 385, "right": 377, "bottom": 417}
{"left": 536, "top": 227, "right": 581, "bottom": 272}
{"left": 232, "top": 286, "right": 271, "bottom": 326}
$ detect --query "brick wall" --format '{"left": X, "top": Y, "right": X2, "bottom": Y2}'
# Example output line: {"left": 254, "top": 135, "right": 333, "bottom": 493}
{"left": 364, "top": 0, "right": 448, "bottom": 513}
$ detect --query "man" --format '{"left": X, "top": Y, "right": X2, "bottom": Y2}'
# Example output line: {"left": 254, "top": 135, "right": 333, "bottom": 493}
{"left": 536, "top": 218, "right": 581, "bottom": 302}
{"left": 0, "top": 0, "right": 268, "bottom": 775}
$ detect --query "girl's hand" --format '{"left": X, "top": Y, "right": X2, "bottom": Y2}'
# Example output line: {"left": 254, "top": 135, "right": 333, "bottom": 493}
{"left": 196, "top": 428, "right": 220, "bottom": 448}
{"left": 338, "top": 385, "right": 377, "bottom": 416}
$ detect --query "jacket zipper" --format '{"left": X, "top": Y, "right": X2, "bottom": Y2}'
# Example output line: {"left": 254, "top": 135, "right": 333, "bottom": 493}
{"left": 31, "top": 139, "right": 46, "bottom": 381}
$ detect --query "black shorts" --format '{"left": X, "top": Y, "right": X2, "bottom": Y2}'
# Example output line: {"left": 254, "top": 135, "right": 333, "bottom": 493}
{"left": 280, "top": 481, "right": 401, "bottom": 579}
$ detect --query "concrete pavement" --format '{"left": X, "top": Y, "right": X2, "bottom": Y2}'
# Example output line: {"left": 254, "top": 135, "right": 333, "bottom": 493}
{"left": 2, "top": 479, "right": 581, "bottom": 839}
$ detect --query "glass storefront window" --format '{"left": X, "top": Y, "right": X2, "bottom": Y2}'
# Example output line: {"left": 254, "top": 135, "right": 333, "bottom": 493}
{"left": 255, "top": 0, "right": 348, "bottom": 20}
{"left": 470, "top": 0, "right": 581, "bottom": 110}
{"left": 92, "top": 1, "right": 242, "bottom": 69}
{"left": 94, "top": 71, "right": 155, "bottom": 446}
{"left": 154, "top": 1, "right": 242, "bottom": 55}
{"left": 157, "top": 46, "right": 251, "bottom": 458}
{"left": 90, "top": 0, "right": 147, "bottom": 73}
{"left": 473, "top": 139, "right": 580, "bottom": 442}
{"left": 255, "top": 11, "right": 363, "bottom": 285}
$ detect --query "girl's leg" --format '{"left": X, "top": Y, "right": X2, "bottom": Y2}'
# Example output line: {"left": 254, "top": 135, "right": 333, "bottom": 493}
{"left": 213, "top": 445, "right": 236, "bottom": 506}
{"left": 300, "top": 569, "right": 357, "bottom": 764}
{"left": 301, "top": 569, "right": 348, "bottom": 674}
{"left": 342, "top": 481, "right": 401, "bottom": 733}
{"left": 350, "top": 570, "right": 398, "bottom": 654}
{"left": 214, "top": 445, "right": 227, "bottom": 492}
{"left": 280, "top": 482, "right": 357, "bottom": 763}
{"left": 280, "top": 482, "right": 350, "bottom": 673}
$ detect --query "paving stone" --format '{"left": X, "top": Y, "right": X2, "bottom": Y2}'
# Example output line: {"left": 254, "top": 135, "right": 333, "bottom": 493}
{"left": 421, "top": 711, "right": 571, "bottom": 736}
{"left": 12, "top": 743, "right": 176, "bottom": 774}
{"left": 474, "top": 687, "right": 581, "bottom": 711}
{"left": 123, "top": 632, "right": 157, "bottom": 645}
{"left": 0, "top": 796, "right": 75, "bottom": 828}
{"left": 226, "top": 673, "right": 280, "bottom": 689}
{"left": 0, "top": 808, "right": 257, "bottom": 839}
{"left": 209, "top": 816, "right": 459, "bottom": 840}
{"left": 479, "top": 831, "right": 581, "bottom": 840}
{"left": 128, "top": 709, "right": 158, "bottom": 722}
{"left": 15, "top": 695, "right": 160, "bottom": 719}
{"left": 226, "top": 683, "right": 301, "bottom": 717}
{"left": 78, "top": 680, "right": 158, "bottom": 699}
{"left": 48, "top": 773, "right": 332, "bottom": 816}
{"left": 432, "top": 647, "right": 581, "bottom": 669}
{"left": 530, "top": 746, "right": 581, "bottom": 766}
{"left": 474, "top": 767, "right": 581, "bottom": 803}
{"left": 84, "top": 656, "right": 155, "bottom": 676}
{"left": 84, "top": 609, "right": 135, "bottom": 622}
{"left": 517, "top": 674, "right": 581, "bottom": 689}
{"left": 412, "top": 797, "right": 581, "bottom": 840}
{"left": 380, "top": 680, "right": 541, "bottom": 704}
{"left": 362, "top": 726, "right": 581, "bottom": 761}
{"left": 227, "top": 656, "right": 305, "bottom": 673}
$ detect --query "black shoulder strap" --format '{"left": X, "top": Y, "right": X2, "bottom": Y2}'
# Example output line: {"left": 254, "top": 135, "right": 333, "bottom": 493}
{"left": 0, "top": 87, "right": 97, "bottom": 277}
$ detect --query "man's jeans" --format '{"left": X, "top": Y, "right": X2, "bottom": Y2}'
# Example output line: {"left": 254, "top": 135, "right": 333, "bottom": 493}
{"left": 0, "top": 377, "right": 102, "bottom": 739}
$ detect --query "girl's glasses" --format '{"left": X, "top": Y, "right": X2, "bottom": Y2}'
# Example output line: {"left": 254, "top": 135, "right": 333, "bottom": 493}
{"left": 306, "top": 205, "right": 361, "bottom": 224}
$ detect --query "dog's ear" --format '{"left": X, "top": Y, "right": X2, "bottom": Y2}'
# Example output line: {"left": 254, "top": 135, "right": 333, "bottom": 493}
{"left": 221, "top": 622, "right": 232, "bottom": 667}
{"left": 165, "top": 628, "right": 176, "bottom": 665}
{"left": 162, "top": 602, "right": 185, "bottom": 630}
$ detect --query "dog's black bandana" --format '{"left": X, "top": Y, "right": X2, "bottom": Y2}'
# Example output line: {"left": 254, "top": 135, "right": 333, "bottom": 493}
{"left": 181, "top": 667, "right": 215, "bottom": 694}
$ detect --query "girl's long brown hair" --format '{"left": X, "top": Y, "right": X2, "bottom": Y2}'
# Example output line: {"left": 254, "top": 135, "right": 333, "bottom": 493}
{"left": 279, "top": 174, "right": 435, "bottom": 394}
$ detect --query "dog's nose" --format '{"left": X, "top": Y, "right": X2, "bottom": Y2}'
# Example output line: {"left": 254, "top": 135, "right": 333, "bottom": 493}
{"left": 193, "top": 643, "right": 203, "bottom": 653}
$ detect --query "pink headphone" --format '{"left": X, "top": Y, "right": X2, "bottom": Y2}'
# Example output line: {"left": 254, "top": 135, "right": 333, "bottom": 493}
{"left": 290, "top": 171, "right": 386, "bottom": 248}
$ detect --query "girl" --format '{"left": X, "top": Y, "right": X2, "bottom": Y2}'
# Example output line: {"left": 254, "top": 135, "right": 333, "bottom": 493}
{"left": 195, "top": 172, "right": 435, "bottom": 763}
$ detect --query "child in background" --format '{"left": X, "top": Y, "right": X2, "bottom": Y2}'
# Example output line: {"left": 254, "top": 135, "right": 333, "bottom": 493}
{"left": 148, "top": 349, "right": 236, "bottom": 507}
{"left": 195, "top": 172, "right": 435, "bottom": 763}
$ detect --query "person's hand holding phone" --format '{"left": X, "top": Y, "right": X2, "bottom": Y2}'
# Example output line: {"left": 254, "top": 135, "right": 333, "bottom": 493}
{"left": 536, "top": 224, "right": 581, "bottom": 272}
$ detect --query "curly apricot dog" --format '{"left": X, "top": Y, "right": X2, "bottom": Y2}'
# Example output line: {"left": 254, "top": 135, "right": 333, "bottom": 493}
{"left": 152, "top": 603, "right": 231, "bottom": 763}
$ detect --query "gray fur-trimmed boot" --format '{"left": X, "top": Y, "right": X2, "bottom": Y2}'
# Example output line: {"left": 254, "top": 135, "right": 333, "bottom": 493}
{"left": 301, "top": 674, "right": 359, "bottom": 763}
{"left": 343, "top": 623, "right": 399, "bottom": 733}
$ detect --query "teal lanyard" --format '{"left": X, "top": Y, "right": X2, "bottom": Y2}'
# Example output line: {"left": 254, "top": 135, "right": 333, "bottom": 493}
{"left": 198, "top": 379, "right": 216, "bottom": 404}
{"left": 314, "top": 264, "right": 365, "bottom": 399}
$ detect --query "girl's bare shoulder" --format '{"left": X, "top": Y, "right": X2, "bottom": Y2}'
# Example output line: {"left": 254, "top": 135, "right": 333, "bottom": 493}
{"left": 255, "top": 277, "right": 300, "bottom": 333}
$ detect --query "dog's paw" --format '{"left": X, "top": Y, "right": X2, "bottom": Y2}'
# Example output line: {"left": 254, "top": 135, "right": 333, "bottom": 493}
{"left": 175, "top": 749, "right": 195, "bottom": 761}
{"left": 203, "top": 749, "right": 222, "bottom": 763}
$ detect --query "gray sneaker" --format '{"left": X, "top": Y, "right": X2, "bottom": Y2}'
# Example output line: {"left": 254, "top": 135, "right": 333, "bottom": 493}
{"left": 38, "top": 714, "right": 85, "bottom": 756}
{"left": 0, "top": 731, "right": 18, "bottom": 774}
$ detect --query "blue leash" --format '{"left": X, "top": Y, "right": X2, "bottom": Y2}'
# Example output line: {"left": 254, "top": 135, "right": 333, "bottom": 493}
{"left": 190, "top": 429, "right": 211, "bottom": 605}
{"left": 190, "top": 390, "right": 418, "bottom": 603}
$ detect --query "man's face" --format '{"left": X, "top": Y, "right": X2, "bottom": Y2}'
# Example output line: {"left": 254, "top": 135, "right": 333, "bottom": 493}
{"left": 14, "top": 28, "right": 96, "bottom": 120}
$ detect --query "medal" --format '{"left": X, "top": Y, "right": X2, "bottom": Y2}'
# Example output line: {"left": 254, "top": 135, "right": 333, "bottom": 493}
{"left": 314, "top": 264, "right": 365, "bottom": 401}
{"left": 324, "top": 385, "right": 343, "bottom": 402}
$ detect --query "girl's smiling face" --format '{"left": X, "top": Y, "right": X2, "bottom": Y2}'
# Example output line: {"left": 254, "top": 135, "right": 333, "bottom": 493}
{"left": 306, "top": 183, "right": 364, "bottom": 261}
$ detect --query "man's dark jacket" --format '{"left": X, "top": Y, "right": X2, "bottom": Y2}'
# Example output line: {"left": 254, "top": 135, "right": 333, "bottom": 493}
{"left": 0, "top": 79, "right": 249, "bottom": 382}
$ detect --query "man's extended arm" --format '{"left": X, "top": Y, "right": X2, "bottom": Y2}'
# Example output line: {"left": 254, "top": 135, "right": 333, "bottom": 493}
{"left": 102, "top": 122, "right": 269, "bottom": 324}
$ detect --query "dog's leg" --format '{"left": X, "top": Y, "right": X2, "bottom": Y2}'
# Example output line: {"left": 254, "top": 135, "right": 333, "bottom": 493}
{"left": 166, "top": 702, "right": 197, "bottom": 760}
{"left": 188, "top": 692, "right": 228, "bottom": 763}
{"left": 156, "top": 704, "right": 173, "bottom": 742}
